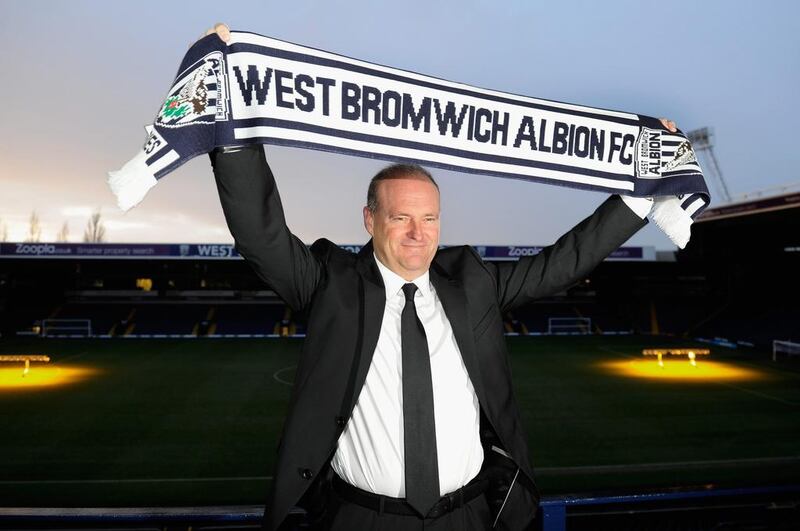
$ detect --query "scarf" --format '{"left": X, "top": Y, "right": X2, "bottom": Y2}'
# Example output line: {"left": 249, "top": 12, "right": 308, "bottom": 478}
{"left": 109, "top": 30, "right": 710, "bottom": 248}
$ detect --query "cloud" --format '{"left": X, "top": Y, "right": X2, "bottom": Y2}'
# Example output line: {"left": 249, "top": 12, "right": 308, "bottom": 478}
{"left": 103, "top": 218, "right": 155, "bottom": 231}
{"left": 60, "top": 206, "right": 95, "bottom": 218}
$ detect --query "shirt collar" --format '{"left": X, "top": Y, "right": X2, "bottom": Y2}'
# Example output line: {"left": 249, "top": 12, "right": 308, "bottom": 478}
{"left": 373, "top": 252, "right": 432, "bottom": 300}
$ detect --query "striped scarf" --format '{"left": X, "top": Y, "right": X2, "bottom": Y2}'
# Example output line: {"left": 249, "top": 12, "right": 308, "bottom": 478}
{"left": 109, "top": 31, "right": 710, "bottom": 248}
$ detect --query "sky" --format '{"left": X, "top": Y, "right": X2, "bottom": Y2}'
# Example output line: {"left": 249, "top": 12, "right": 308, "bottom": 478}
{"left": 1, "top": 0, "right": 798, "bottom": 249}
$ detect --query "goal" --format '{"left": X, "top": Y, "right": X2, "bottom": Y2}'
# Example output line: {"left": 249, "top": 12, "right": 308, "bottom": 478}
{"left": 41, "top": 319, "right": 92, "bottom": 337}
{"left": 772, "top": 340, "right": 800, "bottom": 362}
{"left": 548, "top": 317, "right": 592, "bottom": 335}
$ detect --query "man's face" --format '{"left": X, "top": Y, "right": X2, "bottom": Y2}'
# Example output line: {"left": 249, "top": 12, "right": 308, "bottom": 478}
{"left": 363, "top": 176, "right": 440, "bottom": 281}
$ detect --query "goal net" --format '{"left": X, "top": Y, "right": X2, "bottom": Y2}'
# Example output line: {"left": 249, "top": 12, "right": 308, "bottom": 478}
{"left": 548, "top": 317, "right": 592, "bottom": 335}
{"left": 41, "top": 319, "right": 92, "bottom": 337}
{"left": 773, "top": 340, "right": 800, "bottom": 362}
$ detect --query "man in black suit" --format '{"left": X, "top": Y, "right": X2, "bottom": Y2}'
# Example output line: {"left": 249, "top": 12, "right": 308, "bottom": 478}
{"left": 205, "top": 23, "right": 673, "bottom": 531}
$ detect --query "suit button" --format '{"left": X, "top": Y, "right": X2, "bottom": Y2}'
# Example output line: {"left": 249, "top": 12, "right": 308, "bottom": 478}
{"left": 335, "top": 416, "right": 346, "bottom": 428}
{"left": 300, "top": 468, "right": 313, "bottom": 480}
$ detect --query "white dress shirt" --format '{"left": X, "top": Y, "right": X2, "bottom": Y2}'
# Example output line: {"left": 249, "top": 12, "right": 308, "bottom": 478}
{"left": 621, "top": 195, "right": 654, "bottom": 219}
{"left": 331, "top": 254, "right": 484, "bottom": 498}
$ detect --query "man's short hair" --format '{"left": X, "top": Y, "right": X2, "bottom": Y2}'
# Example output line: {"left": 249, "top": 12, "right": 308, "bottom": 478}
{"left": 366, "top": 163, "right": 439, "bottom": 213}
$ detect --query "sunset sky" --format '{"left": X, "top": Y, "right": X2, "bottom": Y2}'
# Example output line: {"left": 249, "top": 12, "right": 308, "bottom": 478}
{"left": 1, "top": 0, "right": 798, "bottom": 249}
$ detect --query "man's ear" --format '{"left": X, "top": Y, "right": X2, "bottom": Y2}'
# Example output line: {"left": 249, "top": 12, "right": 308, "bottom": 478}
{"left": 363, "top": 206, "right": 374, "bottom": 236}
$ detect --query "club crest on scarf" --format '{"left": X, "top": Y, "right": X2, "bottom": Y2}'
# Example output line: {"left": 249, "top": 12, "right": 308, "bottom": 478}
{"left": 156, "top": 53, "right": 227, "bottom": 128}
{"left": 635, "top": 128, "right": 699, "bottom": 179}
{"left": 663, "top": 141, "right": 698, "bottom": 172}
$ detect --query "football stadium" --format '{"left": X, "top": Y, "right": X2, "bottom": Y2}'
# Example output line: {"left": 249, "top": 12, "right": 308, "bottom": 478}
{"left": 1, "top": 191, "right": 798, "bottom": 530}
{"left": 3, "top": 2, "right": 800, "bottom": 529}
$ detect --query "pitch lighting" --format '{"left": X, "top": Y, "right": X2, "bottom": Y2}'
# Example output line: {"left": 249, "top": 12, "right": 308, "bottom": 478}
{"left": 598, "top": 358, "right": 765, "bottom": 382}
{"left": 0, "top": 354, "right": 50, "bottom": 376}
{"left": 0, "top": 355, "right": 98, "bottom": 391}
{"left": 643, "top": 348, "right": 710, "bottom": 368}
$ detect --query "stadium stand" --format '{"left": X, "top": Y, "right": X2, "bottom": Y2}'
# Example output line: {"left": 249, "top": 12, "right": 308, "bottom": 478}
{"left": 213, "top": 302, "right": 287, "bottom": 335}
{"left": 128, "top": 303, "right": 209, "bottom": 335}
{"left": 2, "top": 190, "right": 798, "bottom": 344}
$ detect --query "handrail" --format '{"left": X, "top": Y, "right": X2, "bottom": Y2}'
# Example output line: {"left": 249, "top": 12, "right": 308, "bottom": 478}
{"left": 0, "top": 484, "right": 797, "bottom": 529}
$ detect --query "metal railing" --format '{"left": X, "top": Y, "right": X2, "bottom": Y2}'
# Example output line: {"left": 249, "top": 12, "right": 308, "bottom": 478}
{"left": 2, "top": 484, "right": 798, "bottom": 530}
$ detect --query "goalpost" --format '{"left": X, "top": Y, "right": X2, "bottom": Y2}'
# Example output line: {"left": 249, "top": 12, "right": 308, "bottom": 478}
{"left": 41, "top": 319, "right": 92, "bottom": 337}
{"left": 547, "top": 317, "right": 592, "bottom": 335}
{"left": 772, "top": 340, "right": 800, "bottom": 362}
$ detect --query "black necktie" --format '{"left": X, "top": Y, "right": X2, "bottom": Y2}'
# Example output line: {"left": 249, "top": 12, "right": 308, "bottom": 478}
{"left": 400, "top": 282, "right": 440, "bottom": 516}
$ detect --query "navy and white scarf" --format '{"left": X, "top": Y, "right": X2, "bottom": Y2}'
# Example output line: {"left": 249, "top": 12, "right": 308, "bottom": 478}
{"left": 109, "top": 30, "right": 710, "bottom": 248}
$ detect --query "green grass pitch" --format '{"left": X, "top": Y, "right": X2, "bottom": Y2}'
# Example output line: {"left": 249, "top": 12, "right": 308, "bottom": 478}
{"left": 0, "top": 335, "right": 798, "bottom": 507}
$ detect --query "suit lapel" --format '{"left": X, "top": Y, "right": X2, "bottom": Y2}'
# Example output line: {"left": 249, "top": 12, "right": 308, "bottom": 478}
{"left": 347, "top": 240, "right": 386, "bottom": 413}
{"left": 430, "top": 264, "right": 489, "bottom": 409}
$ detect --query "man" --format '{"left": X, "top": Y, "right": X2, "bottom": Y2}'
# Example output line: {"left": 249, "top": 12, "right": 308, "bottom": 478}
{"left": 204, "top": 23, "right": 674, "bottom": 531}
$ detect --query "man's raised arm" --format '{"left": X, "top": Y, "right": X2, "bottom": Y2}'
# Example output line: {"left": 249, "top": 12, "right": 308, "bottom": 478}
{"left": 485, "top": 194, "right": 647, "bottom": 314}
{"left": 484, "top": 116, "right": 677, "bottom": 313}
{"left": 210, "top": 145, "right": 321, "bottom": 311}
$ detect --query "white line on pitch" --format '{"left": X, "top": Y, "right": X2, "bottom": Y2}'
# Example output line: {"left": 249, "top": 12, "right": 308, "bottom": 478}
{"left": 714, "top": 380, "right": 800, "bottom": 406}
{"left": 272, "top": 365, "right": 296, "bottom": 386}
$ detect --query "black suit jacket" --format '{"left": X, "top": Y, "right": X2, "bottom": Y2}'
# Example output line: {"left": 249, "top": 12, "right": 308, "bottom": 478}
{"left": 210, "top": 145, "right": 647, "bottom": 530}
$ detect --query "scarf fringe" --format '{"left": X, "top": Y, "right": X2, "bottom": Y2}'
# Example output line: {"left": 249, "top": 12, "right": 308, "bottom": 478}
{"left": 651, "top": 197, "right": 693, "bottom": 249}
{"left": 107, "top": 149, "right": 157, "bottom": 212}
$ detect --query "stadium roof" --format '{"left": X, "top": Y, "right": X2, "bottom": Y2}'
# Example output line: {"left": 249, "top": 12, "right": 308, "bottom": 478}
{"left": 696, "top": 190, "right": 800, "bottom": 223}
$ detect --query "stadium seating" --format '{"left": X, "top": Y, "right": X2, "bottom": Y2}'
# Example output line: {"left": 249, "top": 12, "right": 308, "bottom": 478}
{"left": 129, "top": 304, "right": 209, "bottom": 335}
{"left": 213, "top": 303, "right": 287, "bottom": 335}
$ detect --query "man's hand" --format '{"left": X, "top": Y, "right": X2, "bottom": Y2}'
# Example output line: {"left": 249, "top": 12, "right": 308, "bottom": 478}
{"left": 659, "top": 117, "right": 677, "bottom": 132}
{"left": 197, "top": 22, "right": 231, "bottom": 45}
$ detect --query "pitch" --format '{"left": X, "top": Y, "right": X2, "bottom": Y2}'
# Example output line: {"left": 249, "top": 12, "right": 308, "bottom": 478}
{"left": 0, "top": 335, "right": 798, "bottom": 507}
